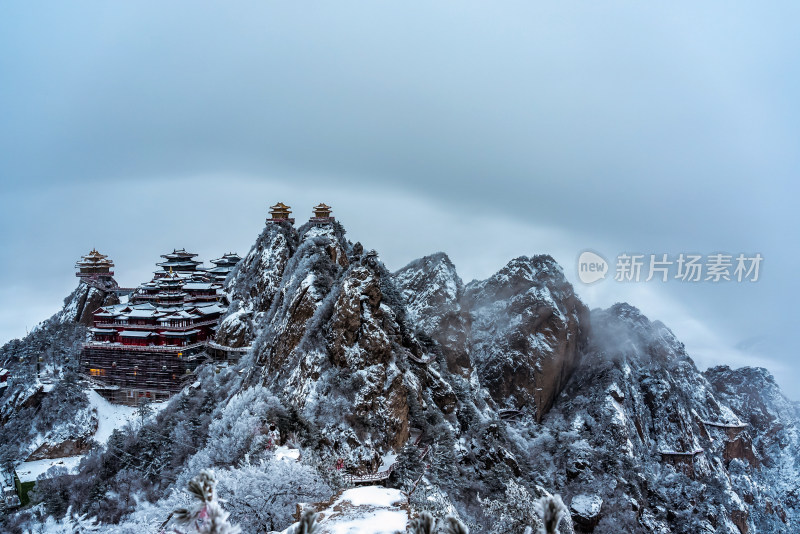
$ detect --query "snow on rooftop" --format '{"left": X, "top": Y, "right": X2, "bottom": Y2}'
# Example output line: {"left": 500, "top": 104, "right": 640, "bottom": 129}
{"left": 183, "top": 282, "right": 214, "bottom": 290}
{"left": 193, "top": 304, "right": 224, "bottom": 315}
{"left": 163, "top": 329, "right": 200, "bottom": 336}
{"left": 119, "top": 330, "right": 157, "bottom": 338}
{"left": 126, "top": 309, "right": 159, "bottom": 318}
{"left": 15, "top": 456, "right": 82, "bottom": 483}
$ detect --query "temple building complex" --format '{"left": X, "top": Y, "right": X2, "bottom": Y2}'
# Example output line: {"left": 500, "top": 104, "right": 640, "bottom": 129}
{"left": 80, "top": 249, "right": 238, "bottom": 404}
{"left": 78, "top": 202, "right": 335, "bottom": 404}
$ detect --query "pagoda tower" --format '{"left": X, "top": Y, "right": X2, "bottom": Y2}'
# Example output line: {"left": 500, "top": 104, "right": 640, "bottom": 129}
{"left": 310, "top": 203, "right": 335, "bottom": 225}
{"left": 75, "top": 249, "right": 115, "bottom": 279}
{"left": 267, "top": 202, "right": 294, "bottom": 224}
{"left": 205, "top": 253, "right": 243, "bottom": 282}
{"left": 156, "top": 249, "right": 202, "bottom": 274}
{"left": 154, "top": 270, "right": 186, "bottom": 307}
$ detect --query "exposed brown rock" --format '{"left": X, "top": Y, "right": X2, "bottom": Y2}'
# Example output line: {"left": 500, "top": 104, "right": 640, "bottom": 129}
{"left": 464, "top": 256, "right": 589, "bottom": 421}
{"left": 27, "top": 438, "right": 92, "bottom": 461}
{"left": 724, "top": 434, "right": 760, "bottom": 468}
{"left": 730, "top": 509, "right": 749, "bottom": 534}
{"left": 392, "top": 253, "right": 472, "bottom": 376}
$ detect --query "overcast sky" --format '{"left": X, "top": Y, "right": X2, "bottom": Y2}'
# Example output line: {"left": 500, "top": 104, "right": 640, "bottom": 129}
{"left": 1, "top": 2, "right": 798, "bottom": 396}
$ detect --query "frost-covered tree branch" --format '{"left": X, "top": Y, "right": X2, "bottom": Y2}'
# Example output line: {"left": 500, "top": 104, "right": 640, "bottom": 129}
{"left": 172, "top": 470, "right": 241, "bottom": 534}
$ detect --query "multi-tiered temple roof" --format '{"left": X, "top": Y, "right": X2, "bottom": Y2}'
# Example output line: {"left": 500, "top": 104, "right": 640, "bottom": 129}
{"left": 205, "top": 253, "right": 242, "bottom": 282}
{"left": 267, "top": 202, "right": 294, "bottom": 223}
{"left": 310, "top": 203, "right": 335, "bottom": 225}
{"left": 313, "top": 203, "right": 332, "bottom": 218}
{"left": 156, "top": 248, "right": 202, "bottom": 273}
{"left": 75, "top": 249, "right": 115, "bottom": 278}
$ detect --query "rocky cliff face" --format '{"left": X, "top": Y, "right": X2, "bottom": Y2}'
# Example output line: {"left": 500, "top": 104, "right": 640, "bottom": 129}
{"left": 392, "top": 253, "right": 471, "bottom": 375}
{"left": 463, "top": 255, "right": 589, "bottom": 420}
{"left": 502, "top": 303, "right": 799, "bottom": 533}
{"left": 219, "top": 223, "right": 456, "bottom": 468}
{"left": 392, "top": 253, "right": 799, "bottom": 532}
{"left": 216, "top": 222, "right": 299, "bottom": 347}
{"left": 392, "top": 253, "right": 590, "bottom": 421}
{"left": 508, "top": 304, "right": 746, "bottom": 532}
{"left": 705, "top": 365, "right": 800, "bottom": 530}
{"left": 55, "top": 280, "right": 120, "bottom": 326}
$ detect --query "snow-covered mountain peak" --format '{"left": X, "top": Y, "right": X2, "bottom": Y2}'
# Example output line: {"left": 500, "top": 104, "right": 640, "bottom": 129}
{"left": 3, "top": 227, "right": 800, "bottom": 534}
{"left": 393, "top": 252, "right": 462, "bottom": 332}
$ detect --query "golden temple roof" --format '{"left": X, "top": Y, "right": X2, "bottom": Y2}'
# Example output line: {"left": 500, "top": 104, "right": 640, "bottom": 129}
{"left": 269, "top": 202, "right": 292, "bottom": 218}
{"left": 312, "top": 203, "right": 333, "bottom": 218}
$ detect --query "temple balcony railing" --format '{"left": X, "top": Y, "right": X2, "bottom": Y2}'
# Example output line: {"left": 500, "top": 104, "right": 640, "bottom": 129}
{"left": 93, "top": 319, "right": 219, "bottom": 331}
{"left": 83, "top": 341, "right": 206, "bottom": 352}
{"left": 131, "top": 293, "right": 220, "bottom": 302}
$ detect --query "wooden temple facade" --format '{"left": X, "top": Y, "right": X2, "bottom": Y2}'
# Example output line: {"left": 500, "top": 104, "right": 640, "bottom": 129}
{"left": 310, "top": 203, "right": 335, "bottom": 225}
{"left": 80, "top": 249, "right": 240, "bottom": 404}
{"left": 267, "top": 202, "right": 295, "bottom": 224}
{"left": 75, "top": 249, "right": 115, "bottom": 279}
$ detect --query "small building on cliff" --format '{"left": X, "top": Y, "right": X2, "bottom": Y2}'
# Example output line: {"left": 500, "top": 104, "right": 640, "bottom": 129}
{"left": 204, "top": 253, "right": 243, "bottom": 282}
{"left": 310, "top": 203, "right": 335, "bottom": 225}
{"left": 13, "top": 456, "right": 82, "bottom": 506}
{"left": 267, "top": 202, "right": 294, "bottom": 224}
{"left": 75, "top": 249, "right": 115, "bottom": 279}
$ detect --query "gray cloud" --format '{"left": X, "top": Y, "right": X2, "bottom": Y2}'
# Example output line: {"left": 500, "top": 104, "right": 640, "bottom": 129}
{"left": 1, "top": 2, "right": 798, "bottom": 395}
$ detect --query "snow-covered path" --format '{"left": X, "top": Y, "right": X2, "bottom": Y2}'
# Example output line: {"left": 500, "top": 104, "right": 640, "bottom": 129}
{"left": 86, "top": 390, "right": 137, "bottom": 443}
{"left": 278, "top": 486, "right": 408, "bottom": 534}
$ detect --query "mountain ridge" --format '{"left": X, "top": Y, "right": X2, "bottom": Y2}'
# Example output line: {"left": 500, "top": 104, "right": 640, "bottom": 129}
{"left": 0, "top": 220, "right": 797, "bottom": 533}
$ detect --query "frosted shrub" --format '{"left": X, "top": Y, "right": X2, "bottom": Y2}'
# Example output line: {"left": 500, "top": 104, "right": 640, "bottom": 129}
{"left": 173, "top": 470, "right": 241, "bottom": 534}
{"left": 183, "top": 385, "right": 284, "bottom": 475}
{"left": 287, "top": 510, "right": 320, "bottom": 534}
{"left": 215, "top": 458, "right": 331, "bottom": 532}
{"left": 407, "top": 512, "right": 469, "bottom": 534}
{"left": 31, "top": 506, "right": 99, "bottom": 533}
{"left": 533, "top": 495, "right": 568, "bottom": 534}
{"left": 479, "top": 480, "right": 572, "bottom": 534}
